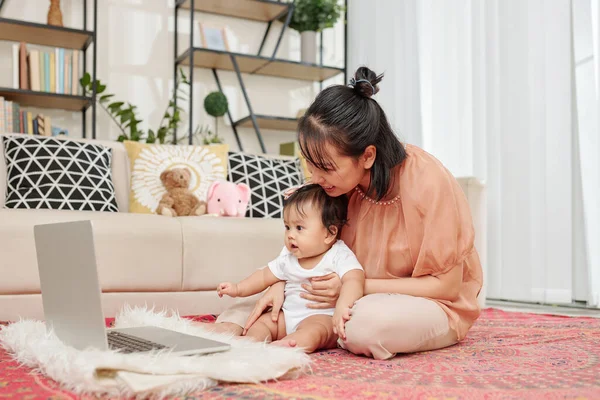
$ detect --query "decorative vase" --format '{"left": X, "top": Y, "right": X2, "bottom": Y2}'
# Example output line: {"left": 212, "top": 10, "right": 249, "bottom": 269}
{"left": 47, "top": 0, "right": 64, "bottom": 27}
{"left": 300, "top": 31, "right": 317, "bottom": 64}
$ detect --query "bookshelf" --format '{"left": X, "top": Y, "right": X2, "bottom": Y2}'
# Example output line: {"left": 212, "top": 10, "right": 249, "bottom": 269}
{"left": 174, "top": 0, "right": 347, "bottom": 153}
{"left": 235, "top": 114, "right": 299, "bottom": 131}
{"left": 179, "top": 0, "right": 289, "bottom": 22}
{"left": 0, "top": 18, "right": 93, "bottom": 50}
{"left": 176, "top": 47, "right": 344, "bottom": 81}
{"left": 0, "top": 88, "right": 92, "bottom": 111}
{"left": 0, "top": 0, "right": 98, "bottom": 138}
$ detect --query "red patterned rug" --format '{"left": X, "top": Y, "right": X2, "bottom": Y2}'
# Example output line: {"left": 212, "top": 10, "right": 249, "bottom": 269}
{"left": 1, "top": 308, "right": 599, "bottom": 399}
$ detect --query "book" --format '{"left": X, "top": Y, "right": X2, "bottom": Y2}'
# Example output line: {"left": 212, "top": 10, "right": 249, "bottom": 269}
{"left": 44, "top": 52, "right": 50, "bottom": 92}
{"left": 59, "top": 48, "right": 64, "bottom": 94}
{"left": 72, "top": 50, "right": 79, "bottom": 95}
{"left": 5, "top": 101, "right": 13, "bottom": 133}
{"left": 29, "top": 49, "right": 41, "bottom": 91}
{"left": 50, "top": 51, "right": 56, "bottom": 93}
{"left": 20, "top": 110, "right": 26, "bottom": 134}
{"left": 0, "top": 97, "right": 5, "bottom": 133}
{"left": 26, "top": 111, "right": 33, "bottom": 134}
{"left": 12, "top": 44, "right": 19, "bottom": 89}
{"left": 63, "top": 51, "right": 69, "bottom": 95}
{"left": 12, "top": 103, "right": 20, "bottom": 132}
{"left": 45, "top": 115, "right": 52, "bottom": 136}
{"left": 19, "top": 42, "right": 29, "bottom": 90}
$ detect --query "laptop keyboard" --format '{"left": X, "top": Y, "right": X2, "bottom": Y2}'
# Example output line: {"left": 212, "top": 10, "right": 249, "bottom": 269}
{"left": 107, "top": 330, "right": 168, "bottom": 353}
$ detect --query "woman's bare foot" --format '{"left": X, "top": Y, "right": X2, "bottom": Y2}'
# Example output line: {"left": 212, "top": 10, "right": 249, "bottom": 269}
{"left": 194, "top": 322, "right": 243, "bottom": 336}
{"left": 271, "top": 338, "right": 297, "bottom": 348}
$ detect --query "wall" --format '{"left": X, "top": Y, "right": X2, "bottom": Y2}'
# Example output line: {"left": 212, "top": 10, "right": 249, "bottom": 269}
{"left": 0, "top": 0, "right": 346, "bottom": 154}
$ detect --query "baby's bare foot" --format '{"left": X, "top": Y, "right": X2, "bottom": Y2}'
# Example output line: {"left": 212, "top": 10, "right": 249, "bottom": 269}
{"left": 271, "top": 338, "right": 297, "bottom": 348}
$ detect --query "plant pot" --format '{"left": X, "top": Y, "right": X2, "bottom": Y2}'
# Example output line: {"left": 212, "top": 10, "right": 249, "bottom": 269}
{"left": 300, "top": 31, "right": 317, "bottom": 64}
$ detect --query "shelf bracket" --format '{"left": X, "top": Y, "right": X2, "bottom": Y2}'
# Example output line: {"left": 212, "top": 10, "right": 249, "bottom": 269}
{"left": 212, "top": 69, "right": 243, "bottom": 151}
{"left": 230, "top": 55, "right": 267, "bottom": 153}
{"left": 258, "top": 21, "right": 272, "bottom": 57}
{"left": 272, "top": 3, "right": 294, "bottom": 59}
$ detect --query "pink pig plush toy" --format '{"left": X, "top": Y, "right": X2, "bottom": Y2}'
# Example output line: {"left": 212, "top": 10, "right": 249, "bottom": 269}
{"left": 207, "top": 180, "right": 251, "bottom": 217}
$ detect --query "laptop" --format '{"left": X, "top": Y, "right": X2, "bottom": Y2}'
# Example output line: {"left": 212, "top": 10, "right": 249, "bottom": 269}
{"left": 33, "top": 220, "right": 231, "bottom": 356}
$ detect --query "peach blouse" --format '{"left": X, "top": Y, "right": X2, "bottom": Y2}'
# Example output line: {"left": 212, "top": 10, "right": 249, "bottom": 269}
{"left": 340, "top": 144, "right": 483, "bottom": 340}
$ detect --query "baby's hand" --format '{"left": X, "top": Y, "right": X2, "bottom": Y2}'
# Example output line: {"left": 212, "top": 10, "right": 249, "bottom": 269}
{"left": 332, "top": 305, "right": 351, "bottom": 341}
{"left": 217, "top": 282, "right": 239, "bottom": 298}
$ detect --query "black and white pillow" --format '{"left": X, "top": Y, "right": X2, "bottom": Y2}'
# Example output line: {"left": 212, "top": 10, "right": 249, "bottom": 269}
{"left": 227, "top": 151, "right": 303, "bottom": 218}
{"left": 2, "top": 135, "right": 119, "bottom": 212}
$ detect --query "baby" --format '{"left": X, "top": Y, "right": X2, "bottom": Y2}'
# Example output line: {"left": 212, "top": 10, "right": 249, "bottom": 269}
{"left": 217, "top": 184, "right": 365, "bottom": 353}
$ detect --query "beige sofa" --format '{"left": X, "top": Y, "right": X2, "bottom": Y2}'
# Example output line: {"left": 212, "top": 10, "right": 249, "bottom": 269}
{"left": 0, "top": 134, "right": 486, "bottom": 322}
{"left": 0, "top": 134, "right": 285, "bottom": 321}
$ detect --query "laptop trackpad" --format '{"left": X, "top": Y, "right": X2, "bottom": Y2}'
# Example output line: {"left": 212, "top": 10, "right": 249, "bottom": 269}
{"left": 111, "top": 326, "right": 231, "bottom": 355}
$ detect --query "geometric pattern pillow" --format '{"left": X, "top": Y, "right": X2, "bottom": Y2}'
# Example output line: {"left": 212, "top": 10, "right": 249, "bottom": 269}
{"left": 2, "top": 135, "right": 119, "bottom": 212}
{"left": 227, "top": 151, "right": 303, "bottom": 218}
{"left": 123, "top": 141, "right": 229, "bottom": 214}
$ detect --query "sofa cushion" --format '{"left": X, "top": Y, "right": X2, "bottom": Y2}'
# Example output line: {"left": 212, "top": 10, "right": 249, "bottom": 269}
{"left": 123, "top": 141, "right": 229, "bottom": 214}
{"left": 180, "top": 216, "right": 284, "bottom": 291}
{"left": 0, "top": 209, "right": 184, "bottom": 294}
{"left": 2, "top": 135, "right": 119, "bottom": 212}
{"left": 227, "top": 151, "right": 303, "bottom": 218}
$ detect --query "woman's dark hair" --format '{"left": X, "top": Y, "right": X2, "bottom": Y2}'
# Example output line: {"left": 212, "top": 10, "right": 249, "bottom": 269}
{"left": 297, "top": 66, "right": 407, "bottom": 201}
{"left": 283, "top": 184, "right": 348, "bottom": 238}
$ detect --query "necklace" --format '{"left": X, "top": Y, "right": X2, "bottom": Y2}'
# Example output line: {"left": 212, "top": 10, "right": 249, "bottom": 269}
{"left": 354, "top": 186, "right": 401, "bottom": 206}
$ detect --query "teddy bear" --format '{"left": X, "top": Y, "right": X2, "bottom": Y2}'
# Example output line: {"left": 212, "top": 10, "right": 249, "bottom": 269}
{"left": 156, "top": 167, "right": 206, "bottom": 217}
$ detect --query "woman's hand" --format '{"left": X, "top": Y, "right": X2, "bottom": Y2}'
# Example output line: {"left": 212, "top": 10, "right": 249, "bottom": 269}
{"left": 300, "top": 272, "right": 342, "bottom": 309}
{"left": 242, "top": 281, "right": 285, "bottom": 335}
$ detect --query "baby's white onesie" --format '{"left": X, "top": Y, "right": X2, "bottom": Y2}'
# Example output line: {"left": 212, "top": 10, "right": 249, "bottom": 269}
{"left": 267, "top": 240, "right": 363, "bottom": 334}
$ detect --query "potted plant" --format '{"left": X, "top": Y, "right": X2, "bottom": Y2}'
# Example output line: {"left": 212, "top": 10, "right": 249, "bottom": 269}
{"left": 203, "top": 91, "right": 228, "bottom": 144}
{"left": 288, "top": 0, "right": 344, "bottom": 64}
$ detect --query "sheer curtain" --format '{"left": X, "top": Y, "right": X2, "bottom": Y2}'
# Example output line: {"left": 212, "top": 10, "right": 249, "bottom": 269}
{"left": 349, "top": 0, "right": 588, "bottom": 305}
{"left": 572, "top": 0, "right": 600, "bottom": 306}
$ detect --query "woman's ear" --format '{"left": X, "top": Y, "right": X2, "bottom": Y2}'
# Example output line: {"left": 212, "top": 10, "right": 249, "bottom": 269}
{"left": 325, "top": 225, "right": 338, "bottom": 244}
{"left": 362, "top": 145, "right": 376, "bottom": 169}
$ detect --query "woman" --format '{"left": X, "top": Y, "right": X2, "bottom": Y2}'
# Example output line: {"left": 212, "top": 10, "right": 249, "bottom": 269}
{"left": 209, "top": 66, "right": 483, "bottom": 360}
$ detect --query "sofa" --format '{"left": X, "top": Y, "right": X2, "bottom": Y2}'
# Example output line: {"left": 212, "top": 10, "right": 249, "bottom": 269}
{"left": 0, "top": 133, "right": 486, "bottom": 322}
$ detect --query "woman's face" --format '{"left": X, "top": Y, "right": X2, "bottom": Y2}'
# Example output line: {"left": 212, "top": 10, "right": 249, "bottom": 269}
{"left": 305, "top": 141, "right": 374, "bottom": 197}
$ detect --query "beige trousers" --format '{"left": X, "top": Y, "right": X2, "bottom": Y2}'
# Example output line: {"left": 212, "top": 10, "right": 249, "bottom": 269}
{"left": 216, "top": 293, "right": 457, "bottom": 360}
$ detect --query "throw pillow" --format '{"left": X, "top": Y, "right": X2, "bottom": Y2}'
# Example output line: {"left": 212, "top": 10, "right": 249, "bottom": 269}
{"left": 124, "top": 141, "right": 229, "bottom": 214}
{"left": 2, "top": 135, "right": 119, "bottom": 212}
{"left": 227, "top": 151, "right": 303, "bottom": 218}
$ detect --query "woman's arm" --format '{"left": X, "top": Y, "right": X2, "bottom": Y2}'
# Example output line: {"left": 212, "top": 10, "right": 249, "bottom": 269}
{"left": 364, "top": 264, "right": 463, "bottom": 301}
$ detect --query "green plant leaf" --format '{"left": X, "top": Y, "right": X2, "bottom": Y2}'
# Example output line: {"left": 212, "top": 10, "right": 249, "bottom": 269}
{"left": 94, "top": 83, "right": 106, "bottom": 94}
{"left": 146, "top": 129, "right": 156, "bottom": 144}
{"left": 287, "top": 0, "right": 343, "bottom": 33}
{"left": 117, "top": 134, "right": 128, "bottom": 142}
{"left": 108, "top": 101, "right": 124, "bottom": 111}
{"left": 120, "top": 111, "right": 133, "bottom": 124}
{"left": 99, "top": 94, "right": 114, "bottom": 103}
{"left": 80, "top": 73, "right": 91, "bottom": 88}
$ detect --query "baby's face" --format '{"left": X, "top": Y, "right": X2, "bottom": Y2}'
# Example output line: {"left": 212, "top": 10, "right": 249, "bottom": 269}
{"left": 283, "top": 202, "right": 332, "bottom": 259}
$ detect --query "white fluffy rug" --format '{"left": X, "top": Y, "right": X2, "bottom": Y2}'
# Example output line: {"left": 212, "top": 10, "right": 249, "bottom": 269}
{"left": 0, "top": 306, "right": 311, "bottom": 399}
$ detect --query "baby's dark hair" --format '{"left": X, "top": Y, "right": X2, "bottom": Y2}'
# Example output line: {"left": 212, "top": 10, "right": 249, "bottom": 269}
{"left": 283, "top": 184, "right": 348, "bottom": 238}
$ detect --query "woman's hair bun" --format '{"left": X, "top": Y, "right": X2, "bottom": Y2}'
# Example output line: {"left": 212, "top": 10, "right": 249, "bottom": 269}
{"left": 350, "top": 66, "right": 383, "bottom": 98}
